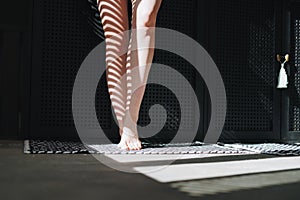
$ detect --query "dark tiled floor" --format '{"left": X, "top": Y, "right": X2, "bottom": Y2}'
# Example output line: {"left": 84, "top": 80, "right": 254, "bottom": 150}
{"left": 1, "top": 140, "right": 300, "bottom": 200}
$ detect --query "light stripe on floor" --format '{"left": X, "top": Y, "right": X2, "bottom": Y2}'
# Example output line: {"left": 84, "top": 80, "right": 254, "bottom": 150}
{"left": 133, "top": 156, "right": 300, "bottom": 183}
{"left": 170, "top": 170, "right": 300, "bottom": 197}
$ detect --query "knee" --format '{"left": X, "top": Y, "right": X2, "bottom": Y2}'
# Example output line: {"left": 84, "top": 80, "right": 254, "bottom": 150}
{"left": 136, "top": 7, "right": 158, "bottom": 28}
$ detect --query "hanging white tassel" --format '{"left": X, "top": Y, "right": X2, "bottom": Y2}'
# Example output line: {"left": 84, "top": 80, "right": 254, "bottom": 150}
{"left": 277, "top": 54, "right": 289, "bottom": 89}
{"left": 277, "top": 63, "right": 288, "bottom": 88}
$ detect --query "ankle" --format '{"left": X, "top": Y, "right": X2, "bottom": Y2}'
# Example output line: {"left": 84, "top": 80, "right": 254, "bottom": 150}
{"left": 123, "top": 126, "right": 138, "bottom": 137}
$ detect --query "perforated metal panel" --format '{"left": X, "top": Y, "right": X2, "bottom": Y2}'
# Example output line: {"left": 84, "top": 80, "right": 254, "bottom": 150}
{"left": 289, "top": 4, "right": 300, "bottom": 132}
{"left": 30, "top": 0, "right": 109, "bottom": 139}
{"left": 40, "top": 0, "right": 110, "bottom": 128}
{"left": 210, "top": 0, "right": 276, "bottom": 134}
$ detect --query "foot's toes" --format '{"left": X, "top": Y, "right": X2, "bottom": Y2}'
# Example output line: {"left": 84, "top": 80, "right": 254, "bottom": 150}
{"left": 129, "top": 141, "right": 136, "bottom": 150}
{"left": 136, "top": 140, "right": 142, "bottom": 149}
{"left": 131, "top": 143, "right": 138, "bottom": 150}
{"left": 128, "top": 140, "right": 140, "bottom": 150}
{"left": 134, "top": 143, "right": 139, "bottom": 150}
{"left": 132, "top": 139, "right": 141, "bottom": 150}
{"left": 128, "top": 142, "right": 135, "bottom": 150}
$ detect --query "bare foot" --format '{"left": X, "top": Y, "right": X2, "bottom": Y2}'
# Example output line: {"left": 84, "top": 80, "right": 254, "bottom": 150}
{"left": 117, "top": 127, "right": 142, "bottom": 150}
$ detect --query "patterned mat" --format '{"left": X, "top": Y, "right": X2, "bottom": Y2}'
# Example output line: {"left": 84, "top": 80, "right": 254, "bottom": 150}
{"left": 220, "top": 143, "right": 300, "bottom": 156}
{"left": 24, "top": 140, "right": 300, "bottom": 155}
{"left": 87, "top": 143, "right": 252, "bottom": 154}
{"left": 24, "top": 140, "right": 91, "bottom": 154}
{"left": 23, "top": 140, "right": 252, "bottom": 154}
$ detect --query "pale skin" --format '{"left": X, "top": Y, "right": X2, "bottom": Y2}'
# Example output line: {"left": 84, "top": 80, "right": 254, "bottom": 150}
{"left": 97, "top": 0, "right": 163, "bottom": 150}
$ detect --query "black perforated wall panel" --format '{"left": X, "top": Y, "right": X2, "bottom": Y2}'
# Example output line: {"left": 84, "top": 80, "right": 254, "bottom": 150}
{"left": 209, "top": 0, "right": 279, "bottom": 141}
{"left": 38, "top": 0, "right": 110, "bottom": 128}
{"left": 30, "top": 0, "right": 108, "bottom": 139}
{"left": 289, "top": 4, "right": 300, "bottom": 132}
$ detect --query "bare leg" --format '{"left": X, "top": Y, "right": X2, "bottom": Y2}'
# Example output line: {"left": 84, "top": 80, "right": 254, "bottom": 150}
{"left": 97, "top": 0, "right": 129, "bottom": 136}
{"left": 118, "top": 0, "right": 163, "bottom": 150}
